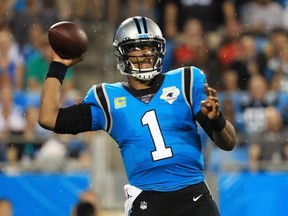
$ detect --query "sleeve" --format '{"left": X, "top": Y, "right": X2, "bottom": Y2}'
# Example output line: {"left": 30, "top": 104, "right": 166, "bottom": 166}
{"left": 54, "top": 102, "right": 92, "bottom": 134}
{"left": 83, "top": 85, "right": 107, "bottom": 131}
{"left": 191, "top": 67, "right": 207, "bottom": 115}
{"left": 54, "top": 85, "right": 106, "bottom": 134}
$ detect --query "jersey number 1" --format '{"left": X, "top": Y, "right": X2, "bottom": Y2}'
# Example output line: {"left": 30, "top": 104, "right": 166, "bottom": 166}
{"left": 141, "top": 110, "right": 173, "bottom": 161}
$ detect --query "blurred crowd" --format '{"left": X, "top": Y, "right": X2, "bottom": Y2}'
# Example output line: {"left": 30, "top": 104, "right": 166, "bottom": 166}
{"left": 1, "top": 0, "right": 288, "bottom": 176}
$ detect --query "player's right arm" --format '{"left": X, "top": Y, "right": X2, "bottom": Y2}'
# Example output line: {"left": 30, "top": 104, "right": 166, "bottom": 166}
{"left": 38, "top": 50, "right": 88, "bottom": 133}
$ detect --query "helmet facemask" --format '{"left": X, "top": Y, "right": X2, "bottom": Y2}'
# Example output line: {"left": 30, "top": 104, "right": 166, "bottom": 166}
{"left": 116, "top": 40, "right": 164, "bottom": 81}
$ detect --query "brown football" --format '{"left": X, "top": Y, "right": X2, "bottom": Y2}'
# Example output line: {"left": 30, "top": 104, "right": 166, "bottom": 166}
{"left": 48, "top": 21, "right": 88, "bottom": 59}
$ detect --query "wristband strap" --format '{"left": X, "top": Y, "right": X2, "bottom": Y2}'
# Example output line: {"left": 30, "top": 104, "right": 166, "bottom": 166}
{"left": 46, "top": 61, "right": 68, "bottom": 84}
{"left": 211, "top": 111, "right": 226, "bottom": 131}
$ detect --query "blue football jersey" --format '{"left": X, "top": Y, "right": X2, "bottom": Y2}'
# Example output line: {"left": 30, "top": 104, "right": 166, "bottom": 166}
{"left": 83, "top": 66, "right": 208, "bottom": 191}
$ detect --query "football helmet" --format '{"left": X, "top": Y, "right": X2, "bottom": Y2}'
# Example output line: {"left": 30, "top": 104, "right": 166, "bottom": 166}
{"left": 113, "top": 16, "right": 166, "bottom": 81}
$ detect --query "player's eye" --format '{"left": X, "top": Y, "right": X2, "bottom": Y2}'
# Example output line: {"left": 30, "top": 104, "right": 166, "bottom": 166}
{"left": 147, "top": 47, "right": 157, "bottom": 53}
{"left": 131, "top": 47, "right": 142, "bottom": 52}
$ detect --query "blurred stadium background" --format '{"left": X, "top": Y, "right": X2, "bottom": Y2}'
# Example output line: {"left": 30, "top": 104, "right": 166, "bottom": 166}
{"left": 1, "top": 0, "right": 288, "bottom": 215}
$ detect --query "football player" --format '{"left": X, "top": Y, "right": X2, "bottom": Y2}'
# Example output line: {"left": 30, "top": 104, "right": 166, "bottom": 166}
{"left": 38, "top": 16, "right": 236, "bottom": 216}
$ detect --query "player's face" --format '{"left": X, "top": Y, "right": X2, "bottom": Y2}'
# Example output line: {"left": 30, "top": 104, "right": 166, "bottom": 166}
{"left": 127, "top": 45, "right": 157, "bottom": 70}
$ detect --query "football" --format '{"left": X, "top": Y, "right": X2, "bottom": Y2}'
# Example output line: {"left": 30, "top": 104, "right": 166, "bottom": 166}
{"left": 48, "top": 21, "right": 88, "bottom": 59}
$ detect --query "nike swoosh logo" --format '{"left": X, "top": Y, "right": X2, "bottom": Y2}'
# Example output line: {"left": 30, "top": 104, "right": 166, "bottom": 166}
{"left": 193, "top": 194, "right": 203, "bottom": 202}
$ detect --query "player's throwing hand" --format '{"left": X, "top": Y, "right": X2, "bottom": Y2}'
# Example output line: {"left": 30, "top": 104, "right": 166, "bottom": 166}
{"left": 51, "top": 50, "right": 85, "bottom": 67}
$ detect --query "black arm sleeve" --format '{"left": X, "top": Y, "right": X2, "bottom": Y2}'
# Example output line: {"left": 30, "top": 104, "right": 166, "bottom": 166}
{"left": 54, "top": 103, "right": 92, "bottom": 135}
{"left": 195, "top": 111, "right": 214, "bottom": 141}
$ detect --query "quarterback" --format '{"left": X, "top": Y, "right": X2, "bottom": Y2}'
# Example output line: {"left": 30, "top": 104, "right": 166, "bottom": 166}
{"left": 39, "top": 16, "right": 236, "bottom": 216}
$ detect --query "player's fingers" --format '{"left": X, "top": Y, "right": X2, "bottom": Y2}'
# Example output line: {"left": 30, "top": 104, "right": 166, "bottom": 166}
{"left": 201, "top": 100, "right": 213, "bottom": 110}
{"left": 213, "top": 102, "right": 220, "bottom": 113}
{"left": 205, "top": 97, "right": 220, "bottom": 111}
{"left": 51, "top": 50, "right": 71, "bottom": 66}
{"left": 78, "top": 52, "right": 86, "bottom": 61}
{"left": 68, "top": 53, "right": 86, "bottom": 66}
{"left": 208, "top": 97, "right": 219, "bottom": 112}
{"left": 206, "top": 86, "right": 217, "bottom": 97}
{"left": 201, "top": 101, "right": 213, "bottom": 116}
{"left": 200, "top": 105, "right": 209, "bottom": 115}
{"left": 204, "top": 83, "right": 209, "bottom": 96}
{"left": 81, "top": 52, "right": 86, "bottom": 58}
{"left": 208, "top": 96, "right": 219, "bottom": 103}
{"left": 210, "top": 88, "right": 217, "bottom": 97}
{"left": 201, "top": 100, "right": 210, "bottom": 106}
{"left": 51, "top": 49, "right": 61, "bottom": 59}
{"left": 204, "top": 84, "right": 216, "bottom": 97}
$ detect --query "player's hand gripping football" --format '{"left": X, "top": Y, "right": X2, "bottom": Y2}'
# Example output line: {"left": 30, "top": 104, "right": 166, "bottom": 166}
{"left": 51, "top": 49, "right": 85, "bottom": 67}
{"left": 201, "top": 83, "right": 220, "bottom": 120}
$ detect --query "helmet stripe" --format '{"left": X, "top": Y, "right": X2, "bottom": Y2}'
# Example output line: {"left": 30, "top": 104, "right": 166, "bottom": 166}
{"left": 141, "top": 17, "right": 148, "bottom": 33}
{"left": 133, "top": 18, "right": 142, "bottom": 34}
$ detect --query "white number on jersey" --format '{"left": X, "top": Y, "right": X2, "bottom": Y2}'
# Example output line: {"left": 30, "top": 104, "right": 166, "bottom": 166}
{"left": 141, "top": 110, "right": 173, "bottom": 161}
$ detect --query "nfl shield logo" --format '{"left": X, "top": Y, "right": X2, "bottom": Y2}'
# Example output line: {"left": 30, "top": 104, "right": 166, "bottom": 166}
{"left": 140, "top": 201, "right": 147, "bottom": 210}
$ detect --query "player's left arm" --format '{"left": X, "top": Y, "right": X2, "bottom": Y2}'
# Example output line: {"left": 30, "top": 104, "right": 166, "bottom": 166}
{"left": 198, "top": 83, "right": 236, "bottom": 151}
